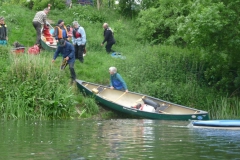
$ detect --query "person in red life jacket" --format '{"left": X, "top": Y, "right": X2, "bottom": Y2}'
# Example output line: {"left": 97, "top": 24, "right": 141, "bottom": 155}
{"left": 101, "top": 23, "right": 116, "bottom": 53}
{"left": 53, "top": 20, "right": 68, "bottom": 42}
{"left": 52, "top": 39, "right": 76, "bottom": 84}
{"left": 32, "top": 8, "right": 50, "bottom": 47}
{"left": 72, "top": 21, "right": 87, "bottom": 63}
{"left": 109, "top": 66, "right": 128, "bottom": 92}
{"left": 0, "top": 17, "right": 8, "bottom": 46}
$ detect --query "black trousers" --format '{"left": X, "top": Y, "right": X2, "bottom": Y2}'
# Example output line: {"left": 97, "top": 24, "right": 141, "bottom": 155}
{"left": 66, "top": 61, "right": 76, "bottom": 81}
{"left": 32, "top": 21, "right": 42, "bottom": 45}
{"left": 105, "top": 42, "right": 115, "bottom": 53}
{"left": 74, "top": 44, "right": 85, "bottom": 62}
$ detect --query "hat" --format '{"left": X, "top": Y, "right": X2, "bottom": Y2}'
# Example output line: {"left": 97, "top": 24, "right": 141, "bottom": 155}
{"left": 59, "top": 39, "right": 65, "bottom": 46}
{"left": 58, "top": 20, "right": 63, "bottom": 24}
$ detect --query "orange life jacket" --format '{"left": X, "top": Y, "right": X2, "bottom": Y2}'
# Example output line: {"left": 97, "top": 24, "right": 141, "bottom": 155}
{"left": 55, "top": 26, "right": 68, "bottom": 39}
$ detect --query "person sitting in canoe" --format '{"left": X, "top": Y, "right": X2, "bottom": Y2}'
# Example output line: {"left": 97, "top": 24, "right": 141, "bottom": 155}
{"left": 66, "top": 24, "right": 73, "bottom": 42}
{"left": 131, "top": 103, "right": 155, "bottom": 112}
{"left": 109, "top": 66, "right": 128, "bottom": 92}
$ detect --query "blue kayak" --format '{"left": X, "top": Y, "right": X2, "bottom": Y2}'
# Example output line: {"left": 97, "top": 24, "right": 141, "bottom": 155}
{"left": 192, "top": 120, "right": 240, "bottom": 128}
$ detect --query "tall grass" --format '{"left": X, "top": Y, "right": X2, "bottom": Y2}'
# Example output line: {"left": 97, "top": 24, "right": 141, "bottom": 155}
{"left": 207, "top": 97, "right": 240, "bottom": 119}
{"left": 0, "top": 52, "right": 77, "bottom": 119}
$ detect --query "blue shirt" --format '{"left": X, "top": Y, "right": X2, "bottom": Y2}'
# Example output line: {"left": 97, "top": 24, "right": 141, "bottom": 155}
{"left": 53, "top": 41, "right": 75, "bottom": 63}
{"left": 110, "top": 73, "right": 128, "bottom": 90}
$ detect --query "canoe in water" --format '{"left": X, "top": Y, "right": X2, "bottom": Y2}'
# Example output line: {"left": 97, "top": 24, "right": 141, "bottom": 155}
{"left": 190, "top": 120, "right": 240, "bottom": 129}
{"left": 76, "top": 79, "right": 209, "bottom": 121}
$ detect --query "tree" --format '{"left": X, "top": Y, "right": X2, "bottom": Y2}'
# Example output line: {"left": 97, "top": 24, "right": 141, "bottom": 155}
{"left": 118, "top": 0, "right": 140, "bottom": 18}
{"left": 177, "top": 0, "right": 240, "bottom": 92}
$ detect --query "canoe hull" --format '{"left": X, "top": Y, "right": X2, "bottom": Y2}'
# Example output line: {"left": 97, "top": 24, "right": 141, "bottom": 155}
{"left": 191, "top": 120, "right": 240, "bottom": 129}
{"left": 76, "top": 79, "right": 209, "bottom": 121}
{"left": 40, "top": 40, "right": 57, "bottom": 52}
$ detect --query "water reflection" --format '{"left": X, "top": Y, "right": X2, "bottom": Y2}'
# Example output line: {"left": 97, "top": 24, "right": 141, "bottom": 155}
{"left": 189, "top": 128, "right": 240, "bottom": 160}
{"left": 0, "top": 120, "right": 240, "bottom": 160}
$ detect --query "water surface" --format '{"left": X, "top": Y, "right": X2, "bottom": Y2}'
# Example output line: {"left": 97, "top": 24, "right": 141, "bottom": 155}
{"left": 1, "top": 119, "right": 240, "bottom": 160}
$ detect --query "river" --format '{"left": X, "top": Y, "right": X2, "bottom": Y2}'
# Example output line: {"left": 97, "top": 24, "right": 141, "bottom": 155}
{"left": 1, "top": 119, "right": 240, "bottom": 160}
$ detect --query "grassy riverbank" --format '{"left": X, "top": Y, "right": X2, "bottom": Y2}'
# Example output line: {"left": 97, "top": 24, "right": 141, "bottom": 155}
{"left": 0, "top": 4, "right": 240, "bottom": 120}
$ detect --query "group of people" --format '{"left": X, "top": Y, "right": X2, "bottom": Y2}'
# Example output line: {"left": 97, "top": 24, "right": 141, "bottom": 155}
{"left": 0, "top": 16, "right": 8, "bottom": 46}
{"left": 32, "top": 8, "right": 127, "bottom": 91}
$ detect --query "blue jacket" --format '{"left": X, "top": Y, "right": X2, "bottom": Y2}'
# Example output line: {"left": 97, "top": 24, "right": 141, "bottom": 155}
{"left": 53, "top": 41, "right": 75, "bottom": 63}
{"left": 110, "top": 73, "right": 127, "bottom": 90}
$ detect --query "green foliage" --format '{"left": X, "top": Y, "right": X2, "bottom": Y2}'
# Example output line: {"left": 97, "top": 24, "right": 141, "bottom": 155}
{"left": 207, "top": 96, "right": 240, "bottom": 119}
{"left": 0, "top": 46, "right": 10, "bottom": 59}
{"left": 70, "top": 5, "right": 105, "bottom": 23}
{"left": 81, "top": 96, "right": 99, "bottom": 115}
{"left": 0, "top": 53, "right": 76, "bottom": 119}
{"left": 135, "top": 0, "right": 240, "bottom": 94}
{"left": 177, "top": 0, "right": 240, "bottom": 92}
{"left": 3, "top": 0, "right": 66, "bottom": 10}
{"left": 139, "top": 0, "right": 158, "bottom": 9}
{"left": 136, "top": 0, "right": 191, "bottom": 45}
{"left": 118, "top": 0, "right": 141, "bottom": 18}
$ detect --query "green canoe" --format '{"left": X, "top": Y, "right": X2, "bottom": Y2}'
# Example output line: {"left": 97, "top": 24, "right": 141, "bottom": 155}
{"left": 76, "top": 79, "right": 209, "bottom": 121}
{"left": 40, "top": 23, "right": 57, "bottom": 52}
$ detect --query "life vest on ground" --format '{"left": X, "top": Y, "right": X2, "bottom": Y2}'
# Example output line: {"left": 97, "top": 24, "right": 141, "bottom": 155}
{"left": 28, "top": 45, "right": 40, "bottom": 55}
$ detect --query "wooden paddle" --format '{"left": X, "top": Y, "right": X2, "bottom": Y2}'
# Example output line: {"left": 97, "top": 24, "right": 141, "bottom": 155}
{"left": 60, "top": 59, "right": 68, "bottom": 70}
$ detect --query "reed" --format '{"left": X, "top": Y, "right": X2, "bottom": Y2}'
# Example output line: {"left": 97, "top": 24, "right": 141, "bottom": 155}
{"left": 208, "top": 97, "right": 240, "bottom": 119}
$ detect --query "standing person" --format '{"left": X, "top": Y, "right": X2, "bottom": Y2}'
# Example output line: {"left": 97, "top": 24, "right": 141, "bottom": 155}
{"left": 101, "top": 23, "right": 115, "bottom": 53}
{"left": 72, "top": 21, "right": 86, "bottom": 63}
{"left": 53, "top": 20, "right": 68, "bottom": 42}
{"left": 66, "top": 0, "right": 72, "bottom": 8}
{"left": 0, "top": 17, "right": 8, "bottom": 46}
{"left": 66, "top": 24, "right": 73, "bottom": 42}
{"left": 52, "top": 39, "right": 76, "bottom": 84}
{"left": 32, "top": 8, "right": 50, "bottom": 46}
{"left": 109, "top": 66, "right": 128, "bottom": 92}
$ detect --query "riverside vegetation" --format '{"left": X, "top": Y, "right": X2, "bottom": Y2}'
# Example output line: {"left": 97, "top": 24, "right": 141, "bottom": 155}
{"left": 0, "top": 1, "right": 240, "bottom": 120}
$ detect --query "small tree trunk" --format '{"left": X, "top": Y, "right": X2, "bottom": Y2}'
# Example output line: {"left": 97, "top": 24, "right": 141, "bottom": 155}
{"left": 97, "top": 0, "right": 100, "bottom": 10}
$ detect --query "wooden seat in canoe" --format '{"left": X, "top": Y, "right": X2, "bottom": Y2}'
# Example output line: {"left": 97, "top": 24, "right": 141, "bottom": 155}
{"left": 156, "top": 104, "right": 169, "bottom": 114}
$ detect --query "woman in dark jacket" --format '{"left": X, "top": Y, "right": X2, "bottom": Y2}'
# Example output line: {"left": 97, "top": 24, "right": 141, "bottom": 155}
{"left": 101, "top": 23, "right": 115, "bottom": 53}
